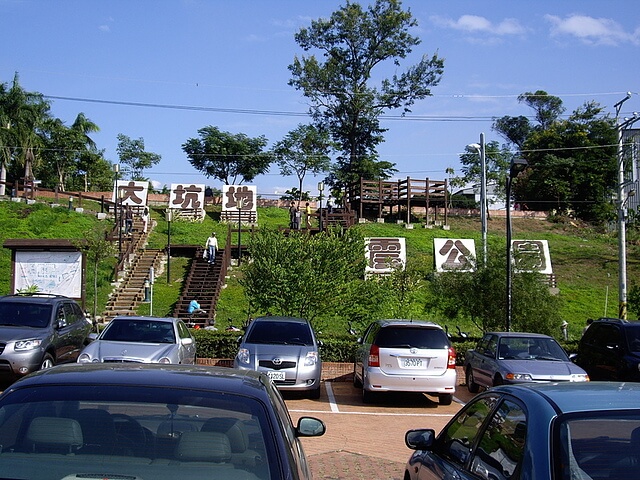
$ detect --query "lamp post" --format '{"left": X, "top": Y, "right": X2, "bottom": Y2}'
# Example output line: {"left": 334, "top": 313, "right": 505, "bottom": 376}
{"left": 165, "top": 209, "right": 173, "bottom": 283}
{"left": 468, "top": 133, "right": 487, "bottom": 265}
{"left": 614, "top": 92, "right": 639, "bottom": 319}
{"left": 506, "top": 157, "right": 527, "bottom": 332}
{"left": 113, "top": 164, "right": 120, "bottom": 251}
{"left": 237, "top": 198, "right": 245, "bottom": 266}
{"left": 317, "top": 181, "right": 324, "bottom": 231}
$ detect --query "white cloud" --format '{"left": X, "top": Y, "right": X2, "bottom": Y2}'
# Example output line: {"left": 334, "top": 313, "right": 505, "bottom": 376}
{"left": 545, "top": 14, "right": 639, "bottom": 46}
{"left": 98, "top": 25, "right": 110, "bottom": 33}
{"left": 430, "top": 14, "right": 527, "bottom": 36}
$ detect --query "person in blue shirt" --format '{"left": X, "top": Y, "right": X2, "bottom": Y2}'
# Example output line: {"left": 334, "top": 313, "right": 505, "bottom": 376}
{"left": 188, "top": 299, "right": 206, "bottom": 315}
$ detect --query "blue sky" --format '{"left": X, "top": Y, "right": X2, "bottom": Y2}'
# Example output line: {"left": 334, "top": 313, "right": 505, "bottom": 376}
{"left": 2, "top": 0, "right": 639, "bottom": 198}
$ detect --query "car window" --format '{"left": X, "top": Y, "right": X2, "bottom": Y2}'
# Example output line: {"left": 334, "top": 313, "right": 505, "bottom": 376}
{"left": 470, "top": 399, "right": 527, "bottom": 480}
{"left": 597, "top": 324, "right": 623, "bottom": 350}
{"left": 500, "top": 337, "right": 569, "bottom": 361}
{"left": 438, "top": 394, "right": 500, "bottom": 467}
{"left": 0, "top": 302, "right": 52, "bottom": 328}
{"left": 375, "top": 326, "right": 448, "bottom": 349}
{"left": 246, "top": 321, "right": 313, "bottom": 345}
{"left": 484, "top": 335, "right": 498, "bottom": 356}
{"left": 624, "top": 326, "right": 640, "bottom": 352}
{"left": 0, "top": 384, "right": 275, "bottom": 480}
{"left": 556, "top": 414, "right": 640, "bottom": 480}
{"left": 63, "top": 303, "right": 80, "bottom": 326}
{"left": 101, "top": 319, "right": 176, "bottom": 344}
{"left": 176, "top": 320, "right": 191, "bottom": 340}
{"left": 363, "top": 323, "right": 379, "bottom": 344}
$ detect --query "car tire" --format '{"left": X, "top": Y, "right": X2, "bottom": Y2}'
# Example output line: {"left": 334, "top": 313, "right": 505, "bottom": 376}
{"left": 362, "top": 388, "right": 376, "bottom": 404}
{"left": 438, "top": 393, "right": 453, "bottom": 406}
{"left": 466, "top": 368, "right": 480, "bottom": 393}
{"left": 352, "top": 366, "right": 362, "bottom": 388}
{"left": 309, "top": 386, "right": 321, "bottom": 400}
{"left": 40, "top": 353, "right": 55, "bottom": 371}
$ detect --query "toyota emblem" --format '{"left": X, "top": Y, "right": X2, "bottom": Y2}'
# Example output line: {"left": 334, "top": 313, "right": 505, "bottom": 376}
{"left": 272, "top": 358, "right": 282, "bottom": 365}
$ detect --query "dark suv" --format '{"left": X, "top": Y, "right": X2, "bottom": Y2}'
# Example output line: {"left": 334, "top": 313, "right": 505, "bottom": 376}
{"left": 0, "top": 294, "right": 92, "bottom": 381}
{"left": 575, "top": 317, "right": 640, "bottom": 381}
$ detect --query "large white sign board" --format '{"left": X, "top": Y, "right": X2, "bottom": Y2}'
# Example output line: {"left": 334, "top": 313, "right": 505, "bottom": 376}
{"left": 434, "top": 238, "right": 477, "bottom": 272}
{"left": 14, "top": 251, "right": 83, "bottom": 297}
{"left": 169, "top": 183, "right": 205, "bottom": 210}
{"left": 365, "top": 237, "right": 406, "bottom": 275}
{"left": 512, "top": 240, "right": 553, "bottom": 274}
{"left": 222, "top": 185, "right": 257, "bottom": 212}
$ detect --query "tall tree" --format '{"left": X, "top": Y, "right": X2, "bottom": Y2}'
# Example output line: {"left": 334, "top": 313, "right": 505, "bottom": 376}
{"left": 272, "top": 124, "right": 333, "bottom": 203}
{"left": 116, "top": 133, "right": 161, "bottom": 181}
{"left": 182, "top": 126, "right": 271, "bottom": 185}
{"left": 453, "top": 140, "right": 513, "bottom": 201}
{"left": 288, "top": 0, "right": 443, "bottom": 195}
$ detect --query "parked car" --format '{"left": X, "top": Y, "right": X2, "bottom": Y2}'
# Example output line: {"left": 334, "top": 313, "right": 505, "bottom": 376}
{"left": 465, "top": 331, "right": 589, "bottom": 392}
{"left": 0, "top": 363, "right": 326, "bottom": 479}
{"left": 0, "top": 293, "right": 92, "bottom": 380}
{"left": 353, "top": 319, "right": 456, "bottom": 405}
{"left": 234, "top": 316, "right": 322, "bottom": 399}
{"left": 405, "top": 382, "right": 640, "bottom": 480}
{"left": 574, "top": 317, "right": 640, "bottom": 381}
{"left": 77, "top": 316, "right": 196, "bottom": 364}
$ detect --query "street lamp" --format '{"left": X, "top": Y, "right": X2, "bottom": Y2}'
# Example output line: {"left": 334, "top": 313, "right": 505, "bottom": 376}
{"left": 317, "top": 181, "right": 324, "bottom": 231}
{"left": 468, "top": 133, "right": 487, "bottom": 265}
{"left": 165, "top": 209, "right": 173, "bottom": 283}
{"left": 113, "top": 164, "right": 120, "bottom": 251}
{"left": 236, "top": 198, "right": 245, "bottom": 266}
{"left": 506, "top": 157, "right": 527, "bottom": 332}
{"left": 615, "top": 92, "right": 639, "bottom": 319}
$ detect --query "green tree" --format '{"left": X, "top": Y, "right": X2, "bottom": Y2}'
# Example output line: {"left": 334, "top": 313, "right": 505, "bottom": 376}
{"left": 240, "top": 227, "right": 366, "bottom": 321}
{"left": 116, "top": 133, "right": 161, "bottom": 181}
{"left": 272, "top": 124, "right": 333, "bottom": 203}
{"left": 182, "top": 126, "right": 271, "bottom": 185}
{"left": 454, "top": 140, "right": 513, "bottom": 201}
{"left": 288, "top": 0, "right": 443, "bottom": 195}
{"left": 426, "top": 248, "right": 561, "bottom": 335}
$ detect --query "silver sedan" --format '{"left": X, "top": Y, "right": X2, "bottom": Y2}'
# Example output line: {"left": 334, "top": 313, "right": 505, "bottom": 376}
{"left": 78, "top": 316, "right": 196, "bottom": 365}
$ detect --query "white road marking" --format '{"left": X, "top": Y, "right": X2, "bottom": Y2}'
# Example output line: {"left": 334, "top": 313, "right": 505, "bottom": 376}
{"left": 288, "top": 409, "right": 454, "bottom": 417}
{"left": 325, "top": 382, "right": 340, "bottom": 413}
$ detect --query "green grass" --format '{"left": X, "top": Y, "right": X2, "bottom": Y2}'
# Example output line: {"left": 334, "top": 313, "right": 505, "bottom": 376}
{"left": 1, "top": 199, "right": 637, "bottom": 341}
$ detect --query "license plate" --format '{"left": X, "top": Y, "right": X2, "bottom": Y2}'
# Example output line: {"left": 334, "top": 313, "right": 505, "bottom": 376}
{"left": 402, "top": 358, "right": 423, "bottom": 368}
{"left": 267, "top": 371, "right": 286, "bottom": 381}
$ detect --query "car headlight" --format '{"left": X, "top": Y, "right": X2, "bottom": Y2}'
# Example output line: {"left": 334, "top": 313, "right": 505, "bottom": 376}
{"left": 158, "top": 357, "right": 171, "bottom": 364}
{"left": 571, "top": 374, "right": 589, "bottom": 382}
{"left": 77, "top": 353, "right": 93, "bottom": 363}
{"left": 304, "top": 352, "right": 318, "bottom": 366}
{"left": 14, "top": 339, "right": 42, "bottom": 351}
{"left": 237, "top": 348, "right": 250, "bottom": 365}
{"left": 505, "top": 373, "right": 533, "bottom": 381}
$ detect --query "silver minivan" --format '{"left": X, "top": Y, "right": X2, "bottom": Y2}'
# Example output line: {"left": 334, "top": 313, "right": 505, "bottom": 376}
{"left": 354, "top": 319, "right": 457, "bottom": 405}
{"left": 234, "top": 316, "right": 322, "bottom": 399}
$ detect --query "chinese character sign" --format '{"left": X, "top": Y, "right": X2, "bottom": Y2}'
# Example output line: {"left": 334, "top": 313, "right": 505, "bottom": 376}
{"left": 365, "top": 237, "right": 406, "bottom": 275}
{"left": 512, "top": 240, "right": 553, "bottom": 274}
{"left": 169, "top": 184, "right": 205, "bottom": 210}
{"left": 113, "top": 181, "right": 149, "bottom": 206}
{"left": 222, "top": 185, "right": 256, "bottom": 211}
{"left": 434, "top": 238, "right": 476, "bottom": 272}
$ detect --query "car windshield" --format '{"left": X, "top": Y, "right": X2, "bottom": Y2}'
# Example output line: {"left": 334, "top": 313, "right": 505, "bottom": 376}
{"left": 246, "top": 320, "right": 313, "bottom": 345}
{"left": 101, "top": 319, "right": 176, "bottom": 344}
{"left": 556, "top": 413, "right": 640, "bottom": 480}
{"left": 497, "top": 337, "right": 568, "bottom": 361}
{"left": 0, "top": 302, "right": 52, "bottom": 328}
{"left": 376, "top": 326, "right": 448, "bottom": 349}
{"left": 624, "top": 326, "right": 640, "bottom": 352}
{"left": 0, "top": 384, "right": 275, "bottom": 480}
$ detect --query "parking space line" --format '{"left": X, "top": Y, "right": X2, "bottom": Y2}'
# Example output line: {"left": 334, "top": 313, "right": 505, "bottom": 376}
{"left": 325, "top": 382, "right": 340, "bottom": 413}
{"left": 289, "top": 409, "right": 453, "bottom": 417}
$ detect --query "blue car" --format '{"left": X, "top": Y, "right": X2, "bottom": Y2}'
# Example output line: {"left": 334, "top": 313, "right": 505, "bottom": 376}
{"left": 405, "top": 382, "right": 640, "bottom": 480}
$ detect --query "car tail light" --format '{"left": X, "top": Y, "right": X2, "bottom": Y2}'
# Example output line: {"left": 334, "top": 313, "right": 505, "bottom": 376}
{"left": 447, "top": 347, "right": 456, "bottom": 369}
{"left": 368, "top": 344, "right": 380, "bottom": 367}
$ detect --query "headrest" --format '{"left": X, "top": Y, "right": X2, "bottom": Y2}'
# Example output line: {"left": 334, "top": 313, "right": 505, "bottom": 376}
{"left": 27, "top": 417, "right": 83, "bottom": 447}
{"left": 175, "top": 431, "right": 231, "bottom": 463}
{"left": 201, "top": 418, "right": 248, "bottom": 452}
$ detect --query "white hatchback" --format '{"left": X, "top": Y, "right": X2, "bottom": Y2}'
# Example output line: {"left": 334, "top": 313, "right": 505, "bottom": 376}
{"left": 353, "top": 319, "right": 457, "bottom": 405}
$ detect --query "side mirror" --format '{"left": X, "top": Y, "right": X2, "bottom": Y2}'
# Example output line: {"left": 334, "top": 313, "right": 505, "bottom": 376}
{"left": 181, "top": 337, "right": 194, "bottom": 345}
{"left": 87, "top": 332, "right": 98, "bottom": 343}
{"left": 405, "top": 429, "right": 436, "bottom": 451}
{"left": 296, "top": 417, "right": 326, "bottom": 437}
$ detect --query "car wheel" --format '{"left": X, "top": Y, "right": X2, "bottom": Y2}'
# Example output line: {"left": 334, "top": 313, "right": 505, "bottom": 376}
{"left": 439, "top": 393, "right": 453, "bottom": 406}
{"left": 362, "top": 388, "right": 377, "bottom": 404}
{"left": 466, "top": 368, "right": 480, "bottom": 393}
{"left": 352, "top": 365, "right": 362, "bottom": 388}
{"left": 40, "top": 354, "right": 55, "bottom": 371}
{"left": 309, "top": 386, "right": 321, "bottom": 400}
{"left": 493, "top": 374, "right": 504, "bottom": 386}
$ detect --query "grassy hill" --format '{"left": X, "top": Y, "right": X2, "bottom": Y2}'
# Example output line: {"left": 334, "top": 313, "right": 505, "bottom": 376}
{"left": 1, "top": 199, "right": 637, "bottom": 341}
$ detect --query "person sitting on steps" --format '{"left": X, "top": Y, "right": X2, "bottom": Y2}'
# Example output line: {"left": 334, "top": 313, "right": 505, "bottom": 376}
{"left": 188, "top": 298, "right": 206, "bottom": 316}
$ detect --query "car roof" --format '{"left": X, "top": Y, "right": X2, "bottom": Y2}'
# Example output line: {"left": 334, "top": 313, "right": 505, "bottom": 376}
{"left": 111, "top": 316, "right": 178, "bottom": 323}
{"left": 492, "top": 381, "right": 640, "bottom": 413}
{"left": 485, "top": 332, "right": 554, "bottom": 339}
{"left": 0, "top": 294, "right": 71, "bottom": 304}
{"left": 253, "top": 316, "right": 310, "bottom": 324}
{"left": 376, "top": 319, "right": 443, "bottom": 329}
{"left": 3, "top": 363, "right": 267, "bottom": 396}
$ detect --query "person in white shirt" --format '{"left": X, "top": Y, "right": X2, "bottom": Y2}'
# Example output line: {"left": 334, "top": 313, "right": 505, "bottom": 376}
{"left": 205, "top": 232, "right": 218, "bottom": 264}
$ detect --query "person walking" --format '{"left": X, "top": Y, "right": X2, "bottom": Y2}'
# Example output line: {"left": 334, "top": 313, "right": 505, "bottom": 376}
{"left": 141, "top": 206, "right": 150, "bottom": 234}
{"left": 289, "top": 201, "right": 296, "bottom": 229}
{"left": 294, "top": 207, "right": 301, "bottom": 230}
{"left": 205, "top": 232, "right": 218, "bottom": 264}
{"left": 305, "top": 202, "right": 312, "bottom": 228}
{"left": 124, "top": 205, "right": 134, "bottom": 236}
